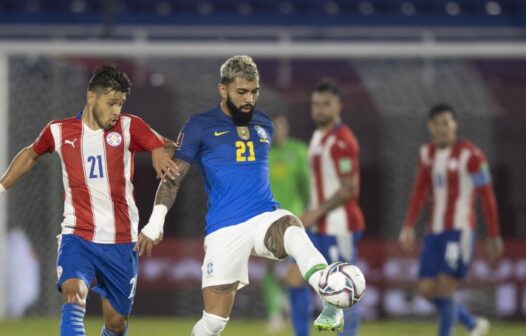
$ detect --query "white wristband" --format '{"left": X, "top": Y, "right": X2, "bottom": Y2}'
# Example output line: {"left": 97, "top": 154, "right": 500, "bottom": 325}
{"left": 0, "top": 183, "right": 5, "bottom": 195}
{"left": 141, "top": 204, "right": 168, "bottom": 240}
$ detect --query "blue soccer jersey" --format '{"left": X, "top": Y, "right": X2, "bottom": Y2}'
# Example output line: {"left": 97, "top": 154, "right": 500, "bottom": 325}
{"left": 175, "top": 107, "right": 280, "bottom": 235}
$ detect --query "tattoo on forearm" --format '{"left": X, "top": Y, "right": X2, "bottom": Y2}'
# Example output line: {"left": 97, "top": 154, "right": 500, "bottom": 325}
{"left": 155, "top": 159, "right": 190, "bottom": 209}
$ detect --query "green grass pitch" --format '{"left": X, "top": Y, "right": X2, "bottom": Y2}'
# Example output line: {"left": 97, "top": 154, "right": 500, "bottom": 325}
{"left": 0, "top": 318, "right": 525, "bottom": 336}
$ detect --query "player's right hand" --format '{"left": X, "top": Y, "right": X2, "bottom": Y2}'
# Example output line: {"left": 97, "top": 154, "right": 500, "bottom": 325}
{"left": 134, "top": 232, "right": 163, "bottom": 257}
{"left": 399, "top": 227, "right": 415, "bottom": 252}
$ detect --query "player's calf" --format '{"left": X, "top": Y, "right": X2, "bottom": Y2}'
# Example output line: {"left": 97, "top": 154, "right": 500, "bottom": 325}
{"left": 60, "top": 279, "right": 89, "bottom": 336}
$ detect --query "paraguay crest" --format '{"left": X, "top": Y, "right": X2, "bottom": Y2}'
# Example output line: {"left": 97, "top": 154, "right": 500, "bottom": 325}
{"left": 106, "top": 132, "right": 122, "bottom": 147}
{"left": 255, "top": 125, "right": 269, "bottom": 143}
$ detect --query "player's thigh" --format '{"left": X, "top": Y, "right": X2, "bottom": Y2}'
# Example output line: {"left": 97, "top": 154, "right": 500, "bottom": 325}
{"left": 101, "top": 297, "right": 128, "bottom": 332}
{"left": 93, "top": 242, "right": 139, "bottom": 317}
{"left": 202, "top": 224, "right": 253, "bottom": 290}
{"left": 251, "top": 209, "right": 302, "bottom": 260}
{"left": 203, "top": 282, "right": 239, "bottom": 318}
{"left": 285, "top": 262, "right": 305, "bottom": 287}
{"left": 56, "top": 234, "right": 96, "bottom": 305}
{"left": 418, "top": 233, "right": 442, "bottom": 279}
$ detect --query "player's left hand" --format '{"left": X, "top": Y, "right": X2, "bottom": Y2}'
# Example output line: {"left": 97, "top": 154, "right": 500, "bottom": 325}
{"left": 134, "top": 232, "right": 164, "bottom": 257}
{"left": 152, "top": 147, "right": 178, "bottom": 182}
{"left": 300, "top": 209, "right": 322, "bottom": 228}
{"left": 485, "top": 236, "right": 504, "bottom": 263}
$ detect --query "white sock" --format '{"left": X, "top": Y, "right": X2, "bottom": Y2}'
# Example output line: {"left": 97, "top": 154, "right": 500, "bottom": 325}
{"left": 283, "top": 226, "right": 327, "bottom": 293}
{"left": 191, "top": 311, "right": 229, "bottom": 336}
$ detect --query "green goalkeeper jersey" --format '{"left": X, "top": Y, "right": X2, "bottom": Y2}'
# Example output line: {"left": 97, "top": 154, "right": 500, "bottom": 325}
{"left": 269, "top": 138, "right": 310, "bottom": 216}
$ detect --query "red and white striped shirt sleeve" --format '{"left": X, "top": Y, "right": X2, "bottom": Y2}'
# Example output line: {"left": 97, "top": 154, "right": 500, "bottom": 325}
{"left": 330, "top": 129, "right": 359, "bottom": 178}
{"left": 32, "top": 121, "right": 56, "bottom": 155}
{"left": 128, "top": 116, "right": 164, "bottom": 152}
{"left": 404, "top": 148, "right": 432, "bottom": 229}
{"left": 467, "top": 149, "right": 500, "bottom": 237}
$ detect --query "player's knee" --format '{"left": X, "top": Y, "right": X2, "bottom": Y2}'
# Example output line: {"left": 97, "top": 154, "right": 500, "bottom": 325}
{"left": 104, "top": 317, "right": 127, "bottom": 334}
{"left": 265, "top": 215, "right": 303, "bottom": 259}
{"left": 61, "top": 280, "right": 88, "bottom": 306}
{"left": 192, "top": 311, "right": 229, "bottom": 336}
{"left": 417, "top": 282, "right": 435, "bottom": 300}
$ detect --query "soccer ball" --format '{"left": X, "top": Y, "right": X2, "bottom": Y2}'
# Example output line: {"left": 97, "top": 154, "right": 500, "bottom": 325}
{"left": 318, "top": 262, "right": 366, "bottom": 308}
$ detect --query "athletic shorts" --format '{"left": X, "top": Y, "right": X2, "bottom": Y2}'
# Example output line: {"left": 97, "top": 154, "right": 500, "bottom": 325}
{"left": 56, "top": 234, "right": 138, "bottom": 316}
{"left": 307, "top": 230, "right": 363, "bottom": 264}
{"left": 201, "top": 209, "right": 293, "bottom": 290}
{"left": 418, "top": 229, "right": 474, "bottom": 279}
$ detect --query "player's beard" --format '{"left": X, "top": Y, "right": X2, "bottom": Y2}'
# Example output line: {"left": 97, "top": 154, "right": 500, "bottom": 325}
{"left": 227, "top": 96, "right": 254, "bottom": 126}
{"left": 93, "top": 103, "right": 113, "bottom": 130}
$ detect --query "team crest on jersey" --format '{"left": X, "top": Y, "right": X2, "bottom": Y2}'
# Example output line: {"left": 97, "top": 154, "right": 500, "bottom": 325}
{"left": 106, "top": 132, "right": 122, "bottom": 147}
{"left": 236, "top": 127, "right": 250, "bottom": 140}
{"left": 255, "top": 125, "right": 269, "bottom": 143}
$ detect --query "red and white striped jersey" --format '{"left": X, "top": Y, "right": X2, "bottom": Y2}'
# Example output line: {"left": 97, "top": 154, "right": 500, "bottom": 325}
{"left": 308, "top": 124, "right": 365, "bottom": 235}
{"left": 404, "top": 139, "right": 500, "bottom": 236}
{"left": 32, "top": 113, "right": 164, "bottom": 244}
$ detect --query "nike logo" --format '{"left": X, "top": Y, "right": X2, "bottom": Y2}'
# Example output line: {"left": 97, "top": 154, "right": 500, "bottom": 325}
{"left": 214, "top": 131, "right": 230, "bottom": 136}
{"left": 64, "top": 139, "right": 77, "bottom": 148}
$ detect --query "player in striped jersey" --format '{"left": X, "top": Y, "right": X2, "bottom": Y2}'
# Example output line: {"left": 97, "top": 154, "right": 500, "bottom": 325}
{"left": 0, "top": 64, "right": 177, "bottom": 336}
{"left": 399, "top": 103, "right": 503, "bottom": 336}
{"left": 286, "top": 81, "right": 365, "bottom": 336}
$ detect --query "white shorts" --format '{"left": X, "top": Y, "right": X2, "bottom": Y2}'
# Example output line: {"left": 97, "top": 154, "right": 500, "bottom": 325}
{"left": 201, "top": 209, "right": 294, "bottom": 290}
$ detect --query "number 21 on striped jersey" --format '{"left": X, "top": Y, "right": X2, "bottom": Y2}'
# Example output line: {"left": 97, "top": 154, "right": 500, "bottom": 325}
{"left": 87, "top": 155, "right": 104, "bottom": 179}
{"left": 236, "top": 141, "right": 255, "bottom": 162}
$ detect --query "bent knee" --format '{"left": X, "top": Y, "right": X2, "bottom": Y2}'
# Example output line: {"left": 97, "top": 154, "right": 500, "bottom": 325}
{"left": 105, "top": 317, "right": 128, "bottom": 334}
{"left": 61, "top": 280, "right": 88, "bottom": 306}
{"left": 417, "top": 282, "right": 436, "bottom": 300}
{"left": 265, "top": 215, "right": 303, "bottom": 259}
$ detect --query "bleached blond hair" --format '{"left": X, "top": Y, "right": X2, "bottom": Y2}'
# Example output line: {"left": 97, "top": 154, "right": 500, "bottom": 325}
{"left": 220, "top": 55, "right": 259, "bottom": 84}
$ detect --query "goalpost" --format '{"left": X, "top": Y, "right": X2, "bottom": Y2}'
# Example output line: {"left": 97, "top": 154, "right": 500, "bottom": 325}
{"left": 0, "top": 38, "right": 523, "bottom": 319}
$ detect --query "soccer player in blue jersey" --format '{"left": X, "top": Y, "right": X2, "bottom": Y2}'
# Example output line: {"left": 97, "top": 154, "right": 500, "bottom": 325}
{"left": 135, "top": 55, "right": 345, "bottom": 335}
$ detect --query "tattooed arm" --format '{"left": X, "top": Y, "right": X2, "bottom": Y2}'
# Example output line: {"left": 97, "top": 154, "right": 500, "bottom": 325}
{"left": 134, "top": 159, "right": 191, "bottom": 256}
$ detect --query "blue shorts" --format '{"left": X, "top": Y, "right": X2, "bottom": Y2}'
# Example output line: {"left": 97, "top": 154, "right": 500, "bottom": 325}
{"left": 418, "top": 230, "right": 474, "bottom": 279}
{"left": 307, "top": 230, "right": 363, "bottom": 264}
{"left": 56, "top": 234, "right": 138, "bottom": 316}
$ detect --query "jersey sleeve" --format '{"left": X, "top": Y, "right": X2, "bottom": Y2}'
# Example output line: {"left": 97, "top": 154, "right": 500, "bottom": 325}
{"left": 467, "top": 148, "right": 492, "bottom": 187}
{"left": 330, "top": 130, "right": 359, "bottom": 178}
{"left": 129, "top": 116, "right": 165, "bottom": 152}
{"left": 403, "top": 148, "right": 432, "bottom": 228}
{"left": 32, "top": 122, "right": 56, "bottom": 155}
{"left": 467, "top": 148, "right": 501, "bottom": 237}
{"left": 173, "top": 116, "right": 202, "bottom": 163}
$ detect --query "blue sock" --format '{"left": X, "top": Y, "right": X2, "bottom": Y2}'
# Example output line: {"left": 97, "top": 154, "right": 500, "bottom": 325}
{"left": 340, "top": 302, "right": 360, "bottom": 336}
{"left": 455, "top": 303, "right": 477, "bottom": 330}
{"left": 433, "top": 298, "right": 455, "bottom": 336}
{"left": 289, "top": 285, "right": 312, "bottom": 336}
{"left": 60, "top": 304, "right": 86, "bottom": 336}
{"left": 101, "top": 326, "right": 127, "bottom": 336}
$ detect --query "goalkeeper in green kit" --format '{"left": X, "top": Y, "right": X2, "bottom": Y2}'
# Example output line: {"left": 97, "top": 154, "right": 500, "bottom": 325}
{"left": 264, "top": 112, "right": 310, "bottom": 333}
